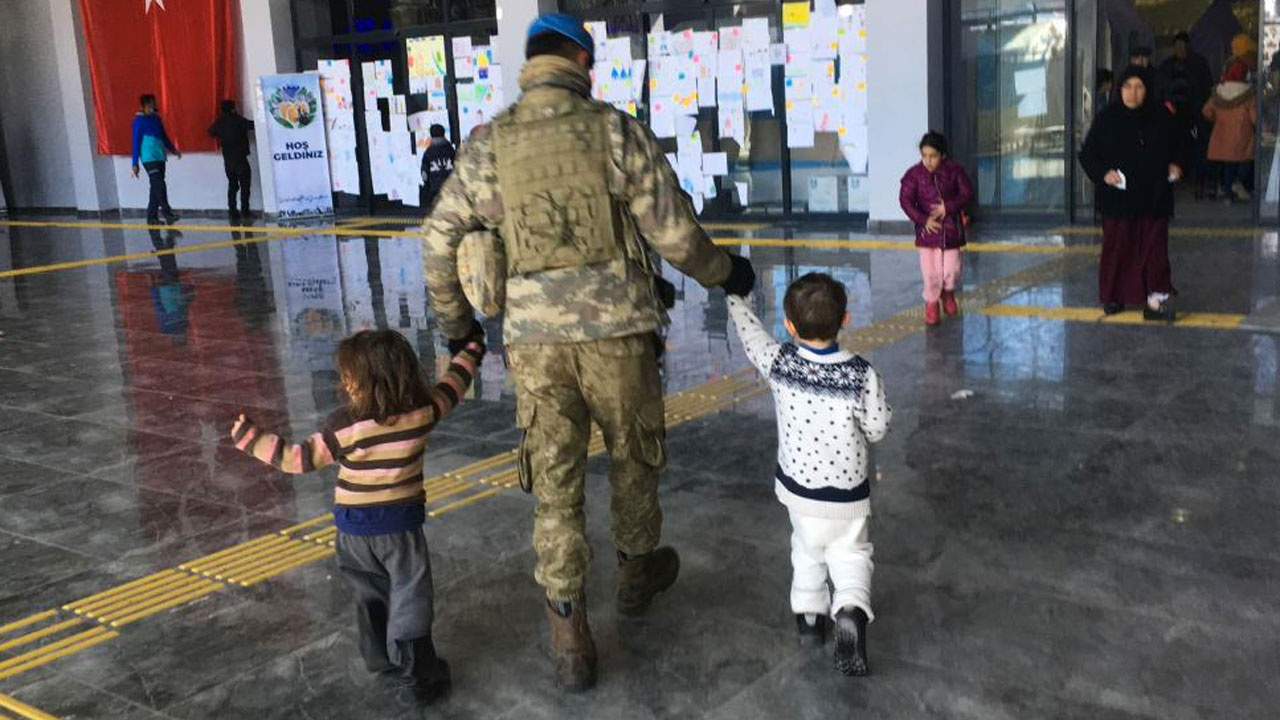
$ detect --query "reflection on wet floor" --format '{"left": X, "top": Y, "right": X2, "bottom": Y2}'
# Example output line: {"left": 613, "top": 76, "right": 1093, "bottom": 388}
{"left": 0, "top": 218, "right": 1279, "bottom": 718}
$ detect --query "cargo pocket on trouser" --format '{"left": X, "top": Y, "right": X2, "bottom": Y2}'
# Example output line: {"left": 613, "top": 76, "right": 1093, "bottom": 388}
{"left": 516, "top": 401, "right": 536, "bottom": 494}
{"left": 593, "top": 335, "right": 665, "bottom": 471}
{"left": 609, "top": 396, "right": 667, "bottom": 555}
{"left": 631, "top": 398, "right": 667, "bottom": 471}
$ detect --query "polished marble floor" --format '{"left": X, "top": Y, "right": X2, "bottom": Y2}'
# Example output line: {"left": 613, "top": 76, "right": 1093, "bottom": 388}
{"left": 0, "top": 217, "right": 1278, "bottom": 719}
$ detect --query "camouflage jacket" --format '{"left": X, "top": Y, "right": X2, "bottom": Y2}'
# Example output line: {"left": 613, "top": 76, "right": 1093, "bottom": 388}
{"left": 421, "top": 55, "right": 732, "bottom": 345}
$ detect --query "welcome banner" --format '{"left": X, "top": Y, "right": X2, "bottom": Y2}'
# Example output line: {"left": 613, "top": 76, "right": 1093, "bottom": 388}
{"left": 260, "top": 74, "right": 334, "bottom": 218}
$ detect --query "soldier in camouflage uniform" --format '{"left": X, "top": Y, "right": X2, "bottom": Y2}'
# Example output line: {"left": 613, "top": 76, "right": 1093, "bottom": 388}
{"left": 421, "top": 13, "right": 756, "bottom": 692}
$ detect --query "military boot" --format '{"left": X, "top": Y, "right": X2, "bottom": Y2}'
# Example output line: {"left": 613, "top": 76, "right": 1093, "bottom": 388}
{"left": 545, "top": 599, "right": 597, "bottom": 692}
{"left": 616, "top": 547, "right": 680, "bottom": 617}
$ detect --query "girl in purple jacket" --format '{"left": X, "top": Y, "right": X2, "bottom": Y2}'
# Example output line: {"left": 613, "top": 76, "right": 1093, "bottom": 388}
{"left": 899, "top": 132, "right": 974, "bottom": 326}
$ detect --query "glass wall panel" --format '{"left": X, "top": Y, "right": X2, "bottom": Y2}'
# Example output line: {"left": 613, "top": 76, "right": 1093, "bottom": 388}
{"left": 1260, "top": 2, "right": 1280, "bottom": 223}
{"left": 1071, "top": 0, "right": 1098, "bottom": 222}
{"left": 562, "top": 0, "right": 634, "bottom": 13}
{"left": 715, "top": 4, "right": 785, "bottom": 216}
{"left": 294, "top": 0, "right": 869, "bottom": 220}
{"left": 571, "top": 2, "right": 789, "bottom": 218}
{"left": 951, "top": 0, "right": 1068, "bottom": 216}
{"left": 790, "top": 0, "right": 866, "bottom": 215}
{"left": 294, "top": 0, "right": 348, "bottom": 39}
{"left": 349, "top": 0, "right": 446, "bottom": 31}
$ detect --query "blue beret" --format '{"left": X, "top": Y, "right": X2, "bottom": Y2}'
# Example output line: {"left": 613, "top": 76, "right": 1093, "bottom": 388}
{"left": 528, "top": 13, "right": 594, "bottom": 57}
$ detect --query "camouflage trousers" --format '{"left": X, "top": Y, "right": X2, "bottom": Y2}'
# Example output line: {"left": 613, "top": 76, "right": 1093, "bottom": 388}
{"left": 508, "top": 333, "right": 667, "bottom": 602}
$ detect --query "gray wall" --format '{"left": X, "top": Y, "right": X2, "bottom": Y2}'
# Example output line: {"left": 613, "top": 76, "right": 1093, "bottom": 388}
{"left": 0, "top": 0, "right": 77, "bottom": 208}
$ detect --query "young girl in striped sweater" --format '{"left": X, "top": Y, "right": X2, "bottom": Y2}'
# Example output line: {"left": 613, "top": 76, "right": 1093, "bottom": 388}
{"left": 231, "top": 326, "right": 485, "bottom": 709}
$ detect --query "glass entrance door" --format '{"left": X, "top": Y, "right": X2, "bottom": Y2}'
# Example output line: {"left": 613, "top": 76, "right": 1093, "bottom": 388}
{"left": 1260, "top": 0, "right": 1280, "bottom": 224}
{"left": 949, "top": 0, "right": 1070, "bottom": 218}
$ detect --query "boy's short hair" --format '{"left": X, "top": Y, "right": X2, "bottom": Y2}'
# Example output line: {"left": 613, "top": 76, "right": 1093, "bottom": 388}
{"left": 784, "top": 273, "right": 847, "bottom": 341}
{"left": 139, "top": 93, "right": 157, "bottom": 108}
{"left": 429, "top": 123, "right": 447, "bottom": 138}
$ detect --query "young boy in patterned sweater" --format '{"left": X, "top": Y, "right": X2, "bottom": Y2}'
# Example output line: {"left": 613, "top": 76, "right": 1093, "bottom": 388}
{"left": 726, "top": 273, "right": 891, "bottom": 677}
{"left": 231, "top": 326, "right": 485, "bottom": 707}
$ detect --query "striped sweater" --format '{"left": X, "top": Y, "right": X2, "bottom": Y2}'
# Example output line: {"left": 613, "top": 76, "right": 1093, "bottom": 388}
{"left": 232, "top": 340, "right": 485, "bottom": 534}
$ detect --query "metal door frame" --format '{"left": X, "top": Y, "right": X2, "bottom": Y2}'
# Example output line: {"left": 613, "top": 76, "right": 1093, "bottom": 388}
{"left": 942, "top": 0, "right": 1077, "bottom": 225}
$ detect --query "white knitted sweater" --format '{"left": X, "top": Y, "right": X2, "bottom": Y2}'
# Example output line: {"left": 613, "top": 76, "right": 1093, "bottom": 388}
{"left": 728, "top": 296, "right": 892, "bottom": 519}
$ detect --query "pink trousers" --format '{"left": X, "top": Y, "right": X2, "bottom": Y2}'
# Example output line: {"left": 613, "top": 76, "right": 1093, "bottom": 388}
{"left": 918, "top": 248, "right": 963, "bottom": 303}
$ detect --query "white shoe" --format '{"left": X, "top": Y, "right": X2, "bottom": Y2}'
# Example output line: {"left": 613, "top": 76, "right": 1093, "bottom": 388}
{"left": 1232, "top": 182, "right": 1252, "bottom": 202}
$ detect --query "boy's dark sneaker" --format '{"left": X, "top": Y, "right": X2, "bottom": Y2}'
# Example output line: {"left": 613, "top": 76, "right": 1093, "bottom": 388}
{"left": 795, "top": 613, "right": 827, "bottom": 647}
{"left": 833, "top": 607, "right": 869, "bottom": 677}
{"left": 164, "top": 212, "right": 181, "bottom": 225}
{"left": 394, "top": 658, "right": 451, "bottom": 708}
{"left": 1103, "top": 302, "right": 1124, "bottom": 315}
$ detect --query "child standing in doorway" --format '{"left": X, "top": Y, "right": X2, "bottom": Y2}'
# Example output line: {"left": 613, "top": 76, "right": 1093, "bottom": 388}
{"left": 231, "top": 326, "right": 485, "bottom": 709}
{"left": 899, "top": 131, "right": 974, "bottom": 326}
{"left": 726, "top": 274, "right": 892, "bottom": 677}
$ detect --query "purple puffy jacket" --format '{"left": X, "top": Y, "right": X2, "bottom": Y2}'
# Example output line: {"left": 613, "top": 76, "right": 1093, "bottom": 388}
{"left": 899, "top": 160, "right": 975, "bottom": 249}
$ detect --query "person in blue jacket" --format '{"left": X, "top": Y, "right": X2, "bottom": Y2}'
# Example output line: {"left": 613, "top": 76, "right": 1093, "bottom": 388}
{"left": 131, "top": 94, "right": 181, "bottom": 225}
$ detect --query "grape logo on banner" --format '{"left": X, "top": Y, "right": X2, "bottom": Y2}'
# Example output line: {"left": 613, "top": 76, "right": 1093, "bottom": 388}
{"left": 260, "top": 74, "right": 334, "bottom": 218}
{"left": 267, "top": 85, "right": 319, "bottom": 129}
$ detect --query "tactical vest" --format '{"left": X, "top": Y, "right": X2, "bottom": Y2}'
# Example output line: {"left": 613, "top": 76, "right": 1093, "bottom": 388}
{"left": 492, "top": 101, "right": 623, "bottom": 276}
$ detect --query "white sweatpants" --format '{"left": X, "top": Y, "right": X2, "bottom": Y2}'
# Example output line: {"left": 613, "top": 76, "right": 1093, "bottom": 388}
{"left": 789, "top": 510, "right": 874, "bottom": 621}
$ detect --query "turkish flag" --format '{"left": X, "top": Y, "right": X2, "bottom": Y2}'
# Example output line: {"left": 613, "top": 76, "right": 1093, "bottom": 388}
{"left": 79, "top": 0, "right": 236, "bottom": 155}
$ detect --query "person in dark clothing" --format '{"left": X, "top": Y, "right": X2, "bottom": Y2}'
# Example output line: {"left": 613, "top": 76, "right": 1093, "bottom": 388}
{"left": 1095, "top": 69, "right": 1114, "bottom": 121}
{"left": 420, "top": 124, "right": 455, "bottom": 209}
{"left": 1128, "top": 46, "right": 1152, "bottom": 69}
{"left": 1079, "top": 66, "right": 1185, "bottom": 322}
{"left": 1158, "top": 32, "right": 1214, "bottom": 198}
{"left": 208, "top": 100, "right": 255, "bottom": 220}
{"left": 131, "top": 94, "right": 181, "bottom": 225}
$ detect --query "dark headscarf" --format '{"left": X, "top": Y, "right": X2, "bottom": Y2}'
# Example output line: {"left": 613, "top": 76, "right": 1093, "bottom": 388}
{"left": 1080, "top": 65, "right": 1182, "bottom": 218}
{"left": 1115, "top": 65, "right": 1156, "bottom": 113}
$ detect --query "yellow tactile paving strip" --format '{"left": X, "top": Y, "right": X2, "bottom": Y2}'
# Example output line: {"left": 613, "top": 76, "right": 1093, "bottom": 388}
{"left": 981, "top": 304, "right": 1246, "bottom": 330}
{"left": 1052, "top": 225, "right": 1261, "bottom": 238}
{"left": 0, "top": 691, "right": 59, "bottom": 720}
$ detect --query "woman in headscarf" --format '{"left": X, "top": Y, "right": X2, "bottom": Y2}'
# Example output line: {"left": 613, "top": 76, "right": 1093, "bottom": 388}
{"left": 1079, "top": 66, "right": 1185, "bottom": 321}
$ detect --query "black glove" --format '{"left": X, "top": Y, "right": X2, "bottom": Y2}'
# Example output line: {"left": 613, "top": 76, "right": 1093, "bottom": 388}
{"left": 654, "top": 276, "right": 677, "bottom": 310}
{"left": 447, "top": 319, "right": 485, "bottom": 356}
{"left": 720, "top": 254, "right": 756, "bottom": 297}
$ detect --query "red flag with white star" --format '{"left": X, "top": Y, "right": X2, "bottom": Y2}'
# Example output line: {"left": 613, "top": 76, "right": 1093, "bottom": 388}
{"left": 79, "top": 0, "right": 236, "bottom": 154}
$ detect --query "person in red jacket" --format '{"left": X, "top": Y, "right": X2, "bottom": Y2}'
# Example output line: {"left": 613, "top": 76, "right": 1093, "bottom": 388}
{"left": 1203, "top": 61, "right": 1257, "bottom": 203}
{"left": 899, "top": 132, "right": 975, "bottom": 326}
